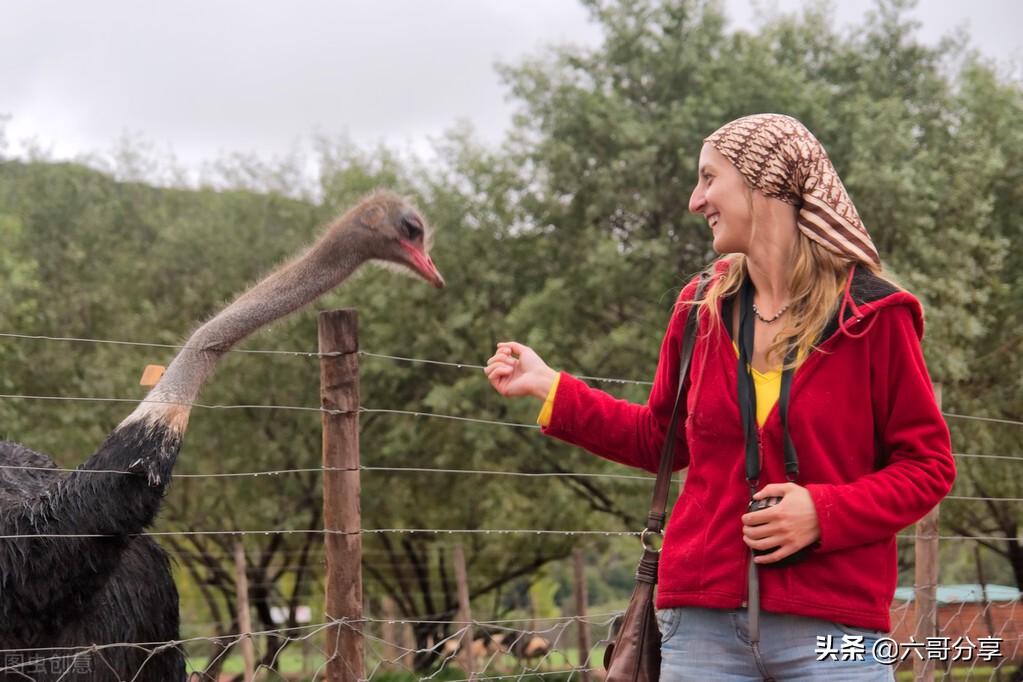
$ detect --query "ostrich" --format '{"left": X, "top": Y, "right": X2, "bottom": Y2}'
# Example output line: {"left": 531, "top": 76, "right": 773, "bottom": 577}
{"left": 0, "top": 190, "right": 444, "bottom": 681}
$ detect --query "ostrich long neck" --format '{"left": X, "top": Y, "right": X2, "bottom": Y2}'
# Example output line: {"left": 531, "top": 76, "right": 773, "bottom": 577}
{"left": 122, "top": 225, "right": 363, "bottom": 432}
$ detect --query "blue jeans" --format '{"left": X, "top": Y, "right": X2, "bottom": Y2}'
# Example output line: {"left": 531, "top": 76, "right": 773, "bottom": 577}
{"left": 657, "top": 607, "right": 895, "bottom": 681}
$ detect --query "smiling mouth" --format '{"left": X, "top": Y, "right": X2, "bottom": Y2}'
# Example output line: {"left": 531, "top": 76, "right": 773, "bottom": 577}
{"left": 708, "top": 214, "right": 719, "bottom": 228}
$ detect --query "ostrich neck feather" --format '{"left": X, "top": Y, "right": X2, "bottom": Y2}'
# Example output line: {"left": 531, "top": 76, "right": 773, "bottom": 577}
{"left": 123, "top": 223, "right": 364, "bottom": 433}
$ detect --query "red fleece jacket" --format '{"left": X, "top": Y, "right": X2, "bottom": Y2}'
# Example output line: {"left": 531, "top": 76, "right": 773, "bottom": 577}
{"left": 542, "top": 266, "right": 955, "bottom": 631}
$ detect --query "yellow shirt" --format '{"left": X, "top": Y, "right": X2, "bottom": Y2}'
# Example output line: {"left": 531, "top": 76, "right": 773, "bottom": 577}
{"left": 537, "top": 349, "right": 781, "bottom": 428}
{"left": 750, "top": 364, "right": 782, "bottom": 427}
{"left": 735, "top": 340, "right": 783, "bottom": 427}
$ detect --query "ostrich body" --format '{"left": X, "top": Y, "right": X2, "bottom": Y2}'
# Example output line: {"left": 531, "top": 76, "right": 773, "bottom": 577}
{"left": 0, "top": 190, "right": 443, "bottom": 681}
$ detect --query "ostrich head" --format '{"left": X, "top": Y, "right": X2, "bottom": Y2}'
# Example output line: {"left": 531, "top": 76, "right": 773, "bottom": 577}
{"left": 326, "top": 189, "right": 445, "bottom": 289}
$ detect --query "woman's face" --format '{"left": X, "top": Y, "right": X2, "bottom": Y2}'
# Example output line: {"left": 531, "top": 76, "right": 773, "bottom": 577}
{"left": 688, "top": 143, "right": 754, "bottom": 254}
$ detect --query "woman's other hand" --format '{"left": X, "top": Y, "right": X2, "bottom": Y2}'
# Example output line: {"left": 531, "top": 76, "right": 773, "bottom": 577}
{"left": 484, "top": 342, "right": 558, "bottom": 400}
{"left": 741, "top": 483, "right": 821, "bottom": 565}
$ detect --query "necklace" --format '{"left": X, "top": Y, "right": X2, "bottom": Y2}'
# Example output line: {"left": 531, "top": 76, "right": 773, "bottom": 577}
{"left": 752, "top": 302, "right": 789, "bottom": 323}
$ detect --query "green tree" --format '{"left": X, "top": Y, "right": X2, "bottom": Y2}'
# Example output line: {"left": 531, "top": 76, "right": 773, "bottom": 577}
{"left": 496, "top": 0, "right": 1022, "bottom": 589}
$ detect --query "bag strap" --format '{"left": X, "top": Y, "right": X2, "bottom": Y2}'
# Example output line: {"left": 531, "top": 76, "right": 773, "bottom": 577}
{"left": 646, "top": 272, "right": 709, "bottom": 537}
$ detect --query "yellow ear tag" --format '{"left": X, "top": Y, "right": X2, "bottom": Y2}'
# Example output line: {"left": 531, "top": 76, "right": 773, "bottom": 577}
{"left": 140, "top": 364, "right": 166, "bottom": 387}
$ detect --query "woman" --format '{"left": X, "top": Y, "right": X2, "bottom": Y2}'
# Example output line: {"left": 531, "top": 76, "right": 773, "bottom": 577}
{"left": 484, "top": 113, "right": 955, "bottom": 680}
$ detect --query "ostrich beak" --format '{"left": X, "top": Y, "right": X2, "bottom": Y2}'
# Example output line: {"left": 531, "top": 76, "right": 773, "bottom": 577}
{"left": 400, "top": 240, "right": 445, "bottom": 289}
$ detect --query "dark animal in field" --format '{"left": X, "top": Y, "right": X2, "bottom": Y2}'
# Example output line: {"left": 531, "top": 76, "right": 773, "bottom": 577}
{"left": 436, "top": 627, "right": 553, "bottom": 674}
{"left": 0, "top": 190, "right": 443, "bottom": 681}
{"left": 498, "top": 630, "right": 553, "bottom": 663}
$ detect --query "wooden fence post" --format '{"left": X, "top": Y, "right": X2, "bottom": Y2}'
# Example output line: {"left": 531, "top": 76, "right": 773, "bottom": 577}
{"left": 913, "top": 383, "right": 942, "bottom": 682}
{"left": 320, "top": 309, "right": 363, "bottom": 682}
{"left": 381, "top": 597, "right": 402, "bottom": 671}
{"left": 573, "top": 548, "right": 592, "bottom": 682}
{"left": 234, "top": 541, "right": 256, "bottom": 682}
{"left": 453, "top": 542, "right": 476, "bottom": 677}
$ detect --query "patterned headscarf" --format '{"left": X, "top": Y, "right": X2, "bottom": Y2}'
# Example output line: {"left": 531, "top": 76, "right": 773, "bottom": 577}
{"left": 705, "top": 113, "right": 880, "bottom": 267}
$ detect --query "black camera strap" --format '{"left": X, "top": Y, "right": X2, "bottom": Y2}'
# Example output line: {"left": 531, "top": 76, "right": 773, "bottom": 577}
{"left": 737, "top": 275, "right": 798, "bottom": 489}
{"left": 737, "top": 275, "right": 798, "bottom": 651}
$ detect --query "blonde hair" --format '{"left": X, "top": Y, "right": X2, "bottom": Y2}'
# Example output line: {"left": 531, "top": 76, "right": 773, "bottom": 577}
{"left": 700, "top": 232, "right": 883, "bottom": 370}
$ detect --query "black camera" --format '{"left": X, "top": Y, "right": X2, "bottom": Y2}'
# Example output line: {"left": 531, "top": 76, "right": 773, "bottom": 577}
{"left": 746, "top": 496, "right": 811, "bottom": 567}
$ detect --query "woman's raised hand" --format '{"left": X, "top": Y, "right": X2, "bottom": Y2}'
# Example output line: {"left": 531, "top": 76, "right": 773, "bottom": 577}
{"left": 484, "top": 341, "right": 558, "bottom": 401}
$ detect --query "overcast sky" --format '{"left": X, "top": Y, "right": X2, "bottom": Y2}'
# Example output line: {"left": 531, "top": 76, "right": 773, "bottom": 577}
{"left": 2, "top": 0, "right": 1021, "bottom": 178}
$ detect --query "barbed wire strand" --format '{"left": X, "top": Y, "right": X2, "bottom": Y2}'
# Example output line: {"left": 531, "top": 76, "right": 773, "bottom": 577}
{"left": 0, "top": 526, "right": 1020, "bottom": 544}
{"left": 0, "top": 451, "right": 1016, "bottom": 482}
{"left": 10, "top": 330, "right": 1022, "bottom": 409}
{"left": 1, "top": 388, "right": 1019, "bottom": 434}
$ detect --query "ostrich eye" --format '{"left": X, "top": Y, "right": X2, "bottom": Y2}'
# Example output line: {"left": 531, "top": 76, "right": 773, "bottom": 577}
{"left": 401, "top": 215, "right": 424, "bottom": 240}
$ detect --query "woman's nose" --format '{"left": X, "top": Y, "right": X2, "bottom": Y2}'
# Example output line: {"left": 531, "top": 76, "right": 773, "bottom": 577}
{"left": 688, "top": 186, "right": 706, "bottom": 214}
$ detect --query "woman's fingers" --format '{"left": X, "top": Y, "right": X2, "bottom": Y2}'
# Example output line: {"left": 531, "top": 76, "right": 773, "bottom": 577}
{"left": 484, "top": 345, "right": 520, "bottom": 396}
{"left": 484, "top": 342, "right": 553, "bottom": 399}
{"left": 496, "top": 340, "right": 530, "bottom": 356}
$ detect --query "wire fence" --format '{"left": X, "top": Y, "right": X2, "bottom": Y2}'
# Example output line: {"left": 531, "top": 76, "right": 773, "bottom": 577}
{"left": 2, "top": 583, "right": 1020, "bottom": 680}
{"left": 1, "top": 329, "right": 1020, "bottom": 680}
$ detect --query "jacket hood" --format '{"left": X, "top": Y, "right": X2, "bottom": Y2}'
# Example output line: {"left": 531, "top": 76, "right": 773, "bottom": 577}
{"left": 822, "top": 265, "right": 924, "bottom": 344}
